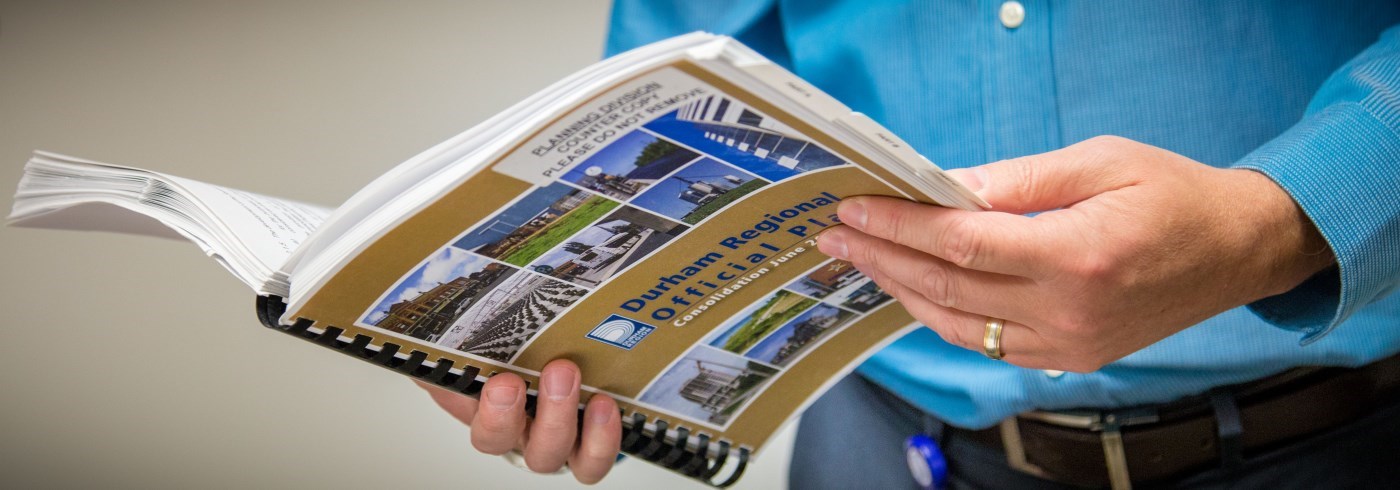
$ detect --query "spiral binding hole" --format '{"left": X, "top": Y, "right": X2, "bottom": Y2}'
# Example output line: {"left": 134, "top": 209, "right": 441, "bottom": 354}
{"left": 255, "top": 295, "right": 273, "bottom": 327}
{"left": 346, "top": 335, "right": 374, "bottom": 358}
{"left": 287, "top": 318, "right": 313, "bottom": 337}
{"left": 638, "top": 419, "right": 669, "bottom": 460}
{"left": 521, "top": 380, "right": 539, "bottom": 416}
{"left": 661, "top": 426, "right": 692, "bottom": 466}
{"left": 621, "top": 412, "right": 650, "bottom": 452}
{"left": 425, "top": 359, "right": 455, "bottom": 384}
{"left": 714, "top": 447, "right": 751, "bottom": 488}
{"left": 370, "top": 342, "right": 401, "bottom": 365}
{"left": 452, "top": 366, "right": 484, "bottom": 396}
{"left": 315, "top": 326, "right": 344, "bottom": 346}
{"left": 681, "top": 433, "right": 712, "bottom": 476}
{"left": 704, "top": 440, "right": 731, "bottom": 480}
{"left": 397, "top": 350, "right": 429, "bottom": 375}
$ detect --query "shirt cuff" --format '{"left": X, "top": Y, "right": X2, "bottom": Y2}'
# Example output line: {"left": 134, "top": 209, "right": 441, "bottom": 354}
{"left": 1233, "top": 102, "right": 1400, "bottom": 343}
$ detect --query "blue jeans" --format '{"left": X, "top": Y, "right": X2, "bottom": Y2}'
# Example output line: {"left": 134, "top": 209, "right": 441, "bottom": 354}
{"left": 790, "top": 375, "right": 1400, "bottom": 489}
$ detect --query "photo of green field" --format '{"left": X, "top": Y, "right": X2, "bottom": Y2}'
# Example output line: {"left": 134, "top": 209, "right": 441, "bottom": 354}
{"left": 707, "top": 290, "right": 818, "bottom": 355}
{"left": 497, "top": 195, "right": 619, "bottom": 266}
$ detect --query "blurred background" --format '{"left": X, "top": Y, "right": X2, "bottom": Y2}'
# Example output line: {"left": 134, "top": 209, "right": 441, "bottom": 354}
{"left": 0, "top": 1, "right": 795, "bottom": 488}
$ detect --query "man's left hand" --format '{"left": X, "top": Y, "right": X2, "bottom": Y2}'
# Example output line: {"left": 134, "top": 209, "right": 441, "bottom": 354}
{"left": 818, "top": 136, "right": 1335, "bottom": 372}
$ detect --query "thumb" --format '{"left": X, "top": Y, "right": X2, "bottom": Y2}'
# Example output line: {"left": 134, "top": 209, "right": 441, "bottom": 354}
{"left": 946, "top": 136, "right": 1140, "bottom": 214}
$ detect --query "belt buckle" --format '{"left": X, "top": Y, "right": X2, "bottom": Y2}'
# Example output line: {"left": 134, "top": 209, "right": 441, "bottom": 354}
{"left": 1010, "top": 409, "right": 1159, "bottom": 490}
{"left": 1097, "top": 414, "right": 1132, "bottom": 490}
{"left": 998, "top": 418, "right": 1050, "bottom": 477}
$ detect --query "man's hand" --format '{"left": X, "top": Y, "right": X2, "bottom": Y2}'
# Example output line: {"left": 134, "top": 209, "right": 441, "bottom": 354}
{"left": 818, "top": 136, "right": 1335, "bottom": 372}
{"left": 417, "top": 359, "right": 621, "bottom": 484}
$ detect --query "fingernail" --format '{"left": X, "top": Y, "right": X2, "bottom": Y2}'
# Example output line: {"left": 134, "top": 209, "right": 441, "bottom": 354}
{"left": 589, "top": 403, "right": 614, "bottom": 425}
{"left": 819, "top": 231, "right": 848, "bottom": 259}
{"left": 947, "top": 167, "right": 988, "bottom": 193}
{"left": 542, "top": 366, "right": 577, "bottom": 402}
{"left": 484, "top": 386, "right": 518, "bottom": 410}
{"left": 840, "top": 200, "right": 868, "bottom": 229}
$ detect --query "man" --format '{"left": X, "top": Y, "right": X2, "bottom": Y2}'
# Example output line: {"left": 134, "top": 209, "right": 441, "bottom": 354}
{"left": 421, "top": 1, "right": 1400, "bottom": 487}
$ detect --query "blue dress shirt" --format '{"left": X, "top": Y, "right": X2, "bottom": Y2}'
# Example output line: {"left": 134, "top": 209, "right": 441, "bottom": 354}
{"left": 607, "top": 0, "right": 1400, "bottom": 429}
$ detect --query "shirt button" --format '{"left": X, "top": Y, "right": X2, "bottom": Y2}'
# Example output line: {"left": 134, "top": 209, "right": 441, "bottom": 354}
{"left": 1043, "top": 369, "right": 1064, "bottom": 378}
{"left": 999, "top": 1, "right": 1025, "bottom": 29}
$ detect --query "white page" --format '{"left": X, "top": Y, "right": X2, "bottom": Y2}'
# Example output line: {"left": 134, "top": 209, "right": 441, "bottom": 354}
{"left": 163, "top": 176, "right": 331, "bottom": 269}
{"left": 10, "top": 152, "right": 332, "bottom": 293}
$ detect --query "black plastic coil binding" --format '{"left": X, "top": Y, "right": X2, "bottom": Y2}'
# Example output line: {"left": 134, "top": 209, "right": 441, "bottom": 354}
{"left": 256, "top": 295, "right": 749, "bottom": 487}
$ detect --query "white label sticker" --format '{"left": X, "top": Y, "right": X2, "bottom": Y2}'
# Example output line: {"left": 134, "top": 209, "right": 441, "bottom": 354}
{"left": 492, "top": 68, "right": 715, "bottom": 186}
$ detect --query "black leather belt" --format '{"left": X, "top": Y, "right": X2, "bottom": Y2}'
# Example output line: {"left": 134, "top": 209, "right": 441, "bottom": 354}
{"left": 946, "top": 352, "right": 1400, "bottom": 489}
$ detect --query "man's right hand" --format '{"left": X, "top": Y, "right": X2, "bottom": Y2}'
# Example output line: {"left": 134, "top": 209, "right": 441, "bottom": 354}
{"left": 416, "top": 359, "right": 622, "bottom": 484}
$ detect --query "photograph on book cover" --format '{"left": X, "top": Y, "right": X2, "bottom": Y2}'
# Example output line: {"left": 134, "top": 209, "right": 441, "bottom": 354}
{"left": 637, "top": 344, "right": 780, "bottom": 428}
{"left": 528, "top": 205, "right": 688, "bottom": 288}
{"left": 784, "top": 258, "right": 896, "bottom": 313}
{"left": 705, "top": 289, "right": 818, "bottom": 355}
{"left": 357, "top": 243, "right": 587, "bottom": 363}
{"left": 436, "top": 273, "right": 587, "bottom": 362}
{"left": 622, "top": 251, "right": 895, "bottom": 431}
{"left": 452, "top": 182, "right": 620, "bottom": 268}
{"left": 827, "top": 278, "right": 894, "bottom": 313}
{"left": 782, "top": 259, "right": 863, "bottom": 299}
{"left": 558, "top": 130, "right": 700, "bottom": 200}
{"left": 627, "top": 157, "right": 768, "bottom": 225}
{"left": 643, "top": 95, "right": 850, "bottom": 182}
{"left": 360, "top": 247, "right": 520, "bottom": 340}
{"left": 744, "top": 302, "right": 858, "bottom": 367}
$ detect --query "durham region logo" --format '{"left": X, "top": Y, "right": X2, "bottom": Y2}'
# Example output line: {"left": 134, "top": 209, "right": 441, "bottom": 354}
{"left": 586, "top": 315, "right": 656, "bottom": 350}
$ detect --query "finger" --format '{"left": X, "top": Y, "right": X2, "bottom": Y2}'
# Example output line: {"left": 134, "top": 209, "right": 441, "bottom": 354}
{"left": 823, "top": 227, "right": 1040, "bottom": 319}
{"left": 861, "top": 265, "right": 1049, "bottom": 368}
{"left": 415, "top": 380, "right": 478, "bottom": 426}
{"left": 524, "top": 360, "right": 582, "bottom": 473}
{"left": 470, "top": 373, "right": 527, "bottom": 455}
{"left": 861, "top": 265, "right": 983, "bottom": 351}
{"left": 833, "top": 196, "right": 1061, "bottom": 278}
{"left": 947, "top": 135, "right": 1146, "bottom": 214}
{"left": 570, "top": 394, "right": 622, "bottom": 484}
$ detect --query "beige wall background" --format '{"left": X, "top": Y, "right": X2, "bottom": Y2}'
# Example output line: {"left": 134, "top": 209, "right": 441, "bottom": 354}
{"left": 0, "top": 1, "right": 795, "bottom": 488}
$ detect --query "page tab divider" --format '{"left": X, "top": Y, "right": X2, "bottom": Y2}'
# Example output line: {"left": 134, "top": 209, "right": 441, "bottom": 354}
{"left": 834, "top": 113, "right": 989, "bottom": 210}
{"left": 729, "top": 61, "right": 850, "bottom": 122}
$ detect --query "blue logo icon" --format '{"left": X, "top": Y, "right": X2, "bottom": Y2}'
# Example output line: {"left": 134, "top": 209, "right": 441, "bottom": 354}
{"left": 586, "top": 315, "right": 656, "bottom": 350}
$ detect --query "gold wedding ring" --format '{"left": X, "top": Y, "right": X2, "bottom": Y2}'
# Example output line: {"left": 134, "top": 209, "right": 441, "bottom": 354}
{"left": 983, "top": 317, "right": 1006, "bottom": 360}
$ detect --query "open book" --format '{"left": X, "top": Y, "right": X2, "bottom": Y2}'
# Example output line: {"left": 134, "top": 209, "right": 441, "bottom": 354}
{"left": 10, "top": 33, "right": 984, "bottom": 487}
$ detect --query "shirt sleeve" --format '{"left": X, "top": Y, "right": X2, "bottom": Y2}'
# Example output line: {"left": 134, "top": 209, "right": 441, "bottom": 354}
{"left": 1234, "top": 24, "right": 1400, "bottom": 343}
{"left": 604, "top": 0, "right": 791, "bottom": 68}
